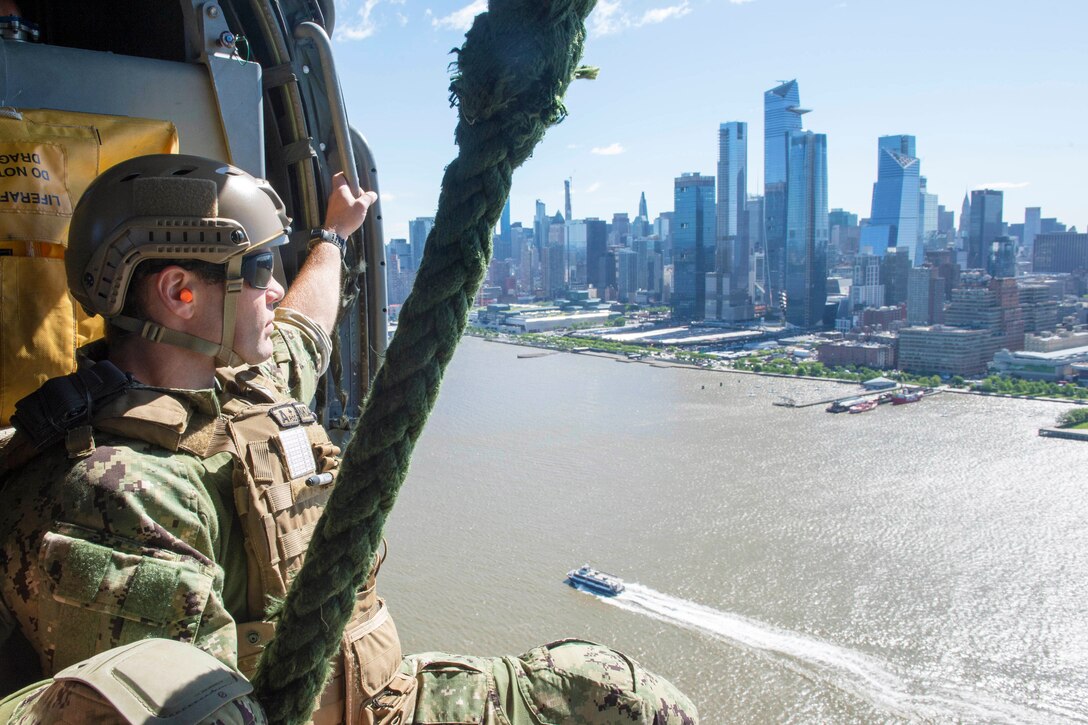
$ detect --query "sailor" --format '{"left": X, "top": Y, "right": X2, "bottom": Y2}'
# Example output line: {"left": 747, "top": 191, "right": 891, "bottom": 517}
{"left": 0, "top": 154, "right": 698, "bottom": 723}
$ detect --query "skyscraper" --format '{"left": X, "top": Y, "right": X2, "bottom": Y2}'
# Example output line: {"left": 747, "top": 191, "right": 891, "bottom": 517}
{"left": 584, "top": 218, "right": 608, "bottom": 290}
{"left": 673, "top": 172, "right": 716, "bottom": 322}
{"left": 919, "top": 176, "right": 939, "bottom": 253}
{"left": 784, "top": 131, "right": 828, "bottom": 328}
{"left": 533, "top": 200, "right": 548, "bottom": 255}
{"left": 638, "top": 191, "right": 648, "bottom": 220}
{"left": 907, "top": 265, "right": 945, "bottom": 326}
{"left": 1023, "top": 207, "right": 1041, "bottom": 254}
{"left": 968, "top": 189, "right": 1003, "bottom": 270}
{"left": 746, "top": 195, "right": 765, "bottom": 305}
{"left": 408, "top": 216, "right": 434, "bottom": 270}
{"left": 764, "top": 80, "right": 807, "bottom": 309}
{"left": 563, "top": 179, "right": 572, "bottom": 221}
{"left": 860, "top": 135, "right": 921, "bottom": 263}
{"left": 717, "top": 121, "right": 752, "bottom": 320}
{"left": 958, "top": 192, "right": 971, "bottom": 237}
{"left": 495, "top": 197, "right": 512, "bottom": 261}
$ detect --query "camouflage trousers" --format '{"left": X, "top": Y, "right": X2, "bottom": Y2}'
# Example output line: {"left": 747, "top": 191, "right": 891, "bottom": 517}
{"left": 1, "top": 639, "right": 697, "bottom": 724}
{"left": 403, "top": 639, "right": 698, "bottom": 725}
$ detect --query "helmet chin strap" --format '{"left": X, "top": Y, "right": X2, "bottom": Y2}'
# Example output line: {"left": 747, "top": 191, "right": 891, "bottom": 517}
{"left": 112, "top": 255, "right": 247, "bottom": 370}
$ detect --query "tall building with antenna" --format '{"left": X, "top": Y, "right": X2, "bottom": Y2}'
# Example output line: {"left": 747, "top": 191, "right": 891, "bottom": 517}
{"left": 564, "top": 178, "right": 572, "bottom": 221}
{"left": 764, "top": 80, "right": 808, "bottom": 312}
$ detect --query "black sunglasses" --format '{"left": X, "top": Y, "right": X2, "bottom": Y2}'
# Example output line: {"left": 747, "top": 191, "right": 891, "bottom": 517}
{"left": 240, "top": 250, "right": 275, "bottom": 289}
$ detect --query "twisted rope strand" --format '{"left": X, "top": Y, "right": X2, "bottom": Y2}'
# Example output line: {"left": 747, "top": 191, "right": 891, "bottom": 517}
{"left": 251, "top": 2, "right": 596, "bottom": 722}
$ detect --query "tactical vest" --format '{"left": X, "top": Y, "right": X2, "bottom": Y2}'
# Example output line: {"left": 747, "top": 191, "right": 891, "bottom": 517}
{"left": 7, "top": 361, "right": 416, "bottom": 724}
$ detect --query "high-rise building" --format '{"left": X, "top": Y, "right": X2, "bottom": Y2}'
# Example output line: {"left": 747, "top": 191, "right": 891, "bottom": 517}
{"left": 937, "top": 205, "right": 955, "bottom": 235}
{"left": 923, "top": 249, "right": 961, "bottom": 302}
{"left": 616, "top": 248, "right": 639, "bottom": 302}
{"left": 988, "top": 236, "right": 1017, "bottom": 278}
{"left": 1033, "top": 232, "right": 1088, "bottom": 273}
{"left": 494, "top": 197, "right": 512, "bottom": 261}
{"left": 564, "top": 219, "right": 588, "bottom": 286}
{"left": 880, "top": 248, "right": 912, "bottom": 306}
{"left": 860, "top": 135, "right": 921, "bottom": 263}
{"left": 764, "top": 80, "right": 807, "bottom": 309}
{"left": 716, "top": 121, "right": 752, "bottom": 320}
{"left": 563, "top": 179, "right": 572, "bottom": 221}
{"left": 638, "top": 191, "right": 648, "bottom": 220}
{"left": 919, "top": 176, "right": 939, "bottom": 252}
{"left": 968, "top": 189, "right": 1003, "bottom": 270}
{"left": 944, "top": 278, "right": 1024, "bottom": 359}
{"left": 1023, "top": 207, "right": 1041, "bottom": 255}
{"left": 907, "top": 265, "right": 945, "bottom": 325}
{"left": 533, "top": 200, "right": 548, "bottom": 255}
{"left": 673, "top": 172, "right": 716, "bottom": 322}
{"left": 958, "top": 192, "right": 971, "bottom": 237}
{"left": 583, "top": 219, "right": 609, "bottom": 290}
{"left": 784, "top": 131, "right": 828, "bottom": 328}
{"left": 408, "top": 217, "right": 435, "bottom": 270}
{"left": 1040, "top": 217, "right": 1067, "bottom": 234}
{"left": 542, "top": 240, "right": 567, "bottom": 298}
{"left": 850, "top": 253, "right": 884, "bottom": 309}
{"left": 1018, "top": 285, "right": 1059, "bottom": 334}
{"left": 829, "top": 208, "right": 860, "bottom": 262}
{"left": 746, "top": 195, "right": 765, "bottom": 305}
{"left": 610, "top": 213, "right": 630, "bottom": 247}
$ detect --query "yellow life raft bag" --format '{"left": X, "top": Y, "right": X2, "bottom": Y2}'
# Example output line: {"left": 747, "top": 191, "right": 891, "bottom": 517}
{"left": 0, "top": 108, "right": 178, "bottom": 424}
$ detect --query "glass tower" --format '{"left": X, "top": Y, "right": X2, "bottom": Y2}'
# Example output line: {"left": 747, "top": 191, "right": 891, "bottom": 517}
{"left": 861, "top": 134, "right": 921, "bottom": 264}
{"left": 968, "top": 189, "right": 1004, "bottom": 270}
{"left": 764, "top": 80, "right": 808, "bottom": 309}
{"left": 673, "top": 172, "right": 716, "bottom": 322}
{"left": 408, "top": 216, "right": 435, "bottom": 271}
{"left": 717, "top": 122, "right": 752, "bottom": 319}
{"left": 784, "top": 131, "right": 828, "bottom": 328}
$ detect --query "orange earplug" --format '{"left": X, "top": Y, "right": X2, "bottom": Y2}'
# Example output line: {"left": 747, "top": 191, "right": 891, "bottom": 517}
{"left": 179, "top": 288, "right": 194, "bottom": 303}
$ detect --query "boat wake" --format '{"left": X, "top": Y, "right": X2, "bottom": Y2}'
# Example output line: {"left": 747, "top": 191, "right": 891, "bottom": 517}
{"left": 587, "top": 582, "right": 1081, "bottom": 724}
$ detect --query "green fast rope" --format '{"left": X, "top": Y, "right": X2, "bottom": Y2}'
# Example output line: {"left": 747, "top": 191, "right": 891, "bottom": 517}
{"left": 251, "top": 1, "right": 597, "bottom": 722}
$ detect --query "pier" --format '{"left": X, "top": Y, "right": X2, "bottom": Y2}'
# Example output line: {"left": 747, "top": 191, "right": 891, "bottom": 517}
{"left": 774, "top": 387, "right": 944, "bottom": 410}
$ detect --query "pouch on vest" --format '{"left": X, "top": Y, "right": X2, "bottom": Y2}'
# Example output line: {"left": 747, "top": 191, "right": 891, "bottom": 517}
{"left": 0, "top": 108, "right": 178, "bottom": 424}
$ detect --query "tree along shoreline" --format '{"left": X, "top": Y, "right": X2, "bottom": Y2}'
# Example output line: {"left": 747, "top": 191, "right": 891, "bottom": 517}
{"left": 465, "top": 328, "right": 1088, "bottom": 406}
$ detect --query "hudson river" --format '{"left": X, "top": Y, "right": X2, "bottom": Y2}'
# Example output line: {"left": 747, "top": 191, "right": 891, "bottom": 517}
{"left": 379, "top": 336, "right": 1087, "bottom": 723}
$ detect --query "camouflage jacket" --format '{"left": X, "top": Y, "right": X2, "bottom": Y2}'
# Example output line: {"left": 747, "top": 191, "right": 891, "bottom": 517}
{"left": 0, "top": 307, "right": 331, "bottom": 677}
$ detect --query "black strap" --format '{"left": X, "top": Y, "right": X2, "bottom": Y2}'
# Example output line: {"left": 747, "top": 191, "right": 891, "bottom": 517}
{"left": 10, "top": 361, "right": 132, "bottom": 451}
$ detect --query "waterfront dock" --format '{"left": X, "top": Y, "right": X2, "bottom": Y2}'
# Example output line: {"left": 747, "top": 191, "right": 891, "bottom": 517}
{"left": 774, "top": 387, "right": 945, "bottom": 410}
{"left": 1038, "top": 427, "right": 1088, "bottom": 441}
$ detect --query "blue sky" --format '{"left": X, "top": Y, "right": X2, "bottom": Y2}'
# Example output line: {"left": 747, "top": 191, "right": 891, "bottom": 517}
{"left": 331, "top": 0, "right": 1087, "bottom": 240}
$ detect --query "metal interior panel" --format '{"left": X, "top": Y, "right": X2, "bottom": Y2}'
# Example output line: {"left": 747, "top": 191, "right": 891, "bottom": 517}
{"left": 0, "top": 39, "right": 262, "bottom": 175}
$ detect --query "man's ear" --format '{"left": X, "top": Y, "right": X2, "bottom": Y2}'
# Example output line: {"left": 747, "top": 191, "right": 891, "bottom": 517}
{"left": 151, "top": 266, "right": 200, "bottom": 321}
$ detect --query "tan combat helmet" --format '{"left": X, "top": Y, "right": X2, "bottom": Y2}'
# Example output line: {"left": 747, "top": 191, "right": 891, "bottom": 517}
{"left": 67, "top": 154, "right": 291, "bottom": 367}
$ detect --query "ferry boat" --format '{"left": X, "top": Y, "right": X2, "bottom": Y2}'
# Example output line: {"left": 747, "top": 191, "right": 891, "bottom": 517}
{"left": 848, "top": 400, "right": 878, "bottom": 414}
{"left": 566, "top": 565, "right": 625, "bottom": 596}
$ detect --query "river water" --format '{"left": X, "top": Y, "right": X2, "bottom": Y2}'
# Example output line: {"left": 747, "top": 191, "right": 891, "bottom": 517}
{"left": 378, "top": 337, "right": 1088, "bottom": 723}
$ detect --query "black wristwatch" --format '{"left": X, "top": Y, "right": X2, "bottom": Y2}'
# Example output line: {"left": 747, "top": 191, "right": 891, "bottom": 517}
{"left": 308, "top": 227, "right": 347, "bottom": 257}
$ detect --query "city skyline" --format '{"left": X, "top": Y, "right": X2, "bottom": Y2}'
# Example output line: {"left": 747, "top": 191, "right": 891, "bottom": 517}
{"left": 331, "top": 0, "right": 1086, "bottom": 240}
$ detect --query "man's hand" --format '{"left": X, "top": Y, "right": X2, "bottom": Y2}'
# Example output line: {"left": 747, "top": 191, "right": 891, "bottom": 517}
{"left": 280, "top": 174, "right": 378, "bottom": 335}
{"left": 324, "top": 173, "right": 378, "bottom": 240}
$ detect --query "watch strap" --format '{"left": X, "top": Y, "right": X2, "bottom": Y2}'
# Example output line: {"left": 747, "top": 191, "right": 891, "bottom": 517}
{"left": 308, "top": 227, "right": 347, "bottom": 257}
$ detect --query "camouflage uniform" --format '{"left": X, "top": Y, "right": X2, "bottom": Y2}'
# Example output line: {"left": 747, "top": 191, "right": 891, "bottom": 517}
{"left": 0, "top": 307, "right": 697, "bottom": 724}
